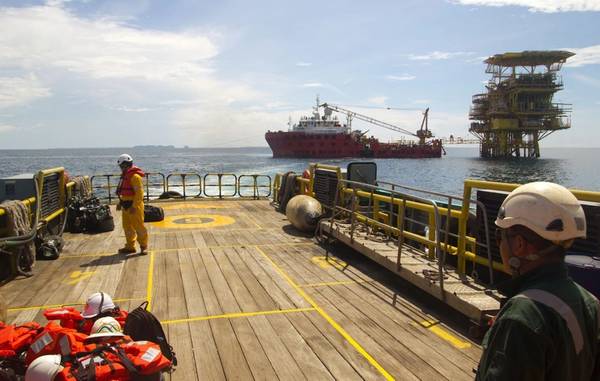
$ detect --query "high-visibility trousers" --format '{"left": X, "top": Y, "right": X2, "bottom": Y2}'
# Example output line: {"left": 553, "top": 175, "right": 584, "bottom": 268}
{"left": 121, "top": 202, "right": 148, "bottom": 249}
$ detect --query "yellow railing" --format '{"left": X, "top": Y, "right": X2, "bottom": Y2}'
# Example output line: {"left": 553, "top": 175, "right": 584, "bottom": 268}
{"left": 274, "top": 168, "right": 544, "bottom": 281}
{"left": 1, "top": 168, "right": 70, "bottom": 241}
{"left": 456, "top": 179, "right": 600, "bottom": 274}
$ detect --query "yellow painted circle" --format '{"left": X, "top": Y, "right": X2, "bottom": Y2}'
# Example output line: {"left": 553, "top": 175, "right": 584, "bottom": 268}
{"left": 161, "top": 203, "right": 229, "bottom": 210}
{"left": 151, "top": 214, "right": 235, "bottom": 229}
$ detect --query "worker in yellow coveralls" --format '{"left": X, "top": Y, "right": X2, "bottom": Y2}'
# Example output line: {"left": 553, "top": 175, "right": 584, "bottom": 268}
{"left": 115, "top": 154, "right": 148, "bottom": 254}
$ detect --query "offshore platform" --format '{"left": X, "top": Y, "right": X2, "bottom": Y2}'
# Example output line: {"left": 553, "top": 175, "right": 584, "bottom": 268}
{"left": 469, "top": 51, "right": 574, "bottom": 158}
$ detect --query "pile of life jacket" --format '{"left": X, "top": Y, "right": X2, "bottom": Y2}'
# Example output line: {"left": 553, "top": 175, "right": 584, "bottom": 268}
{"left": 0, "top": 305, "right": 173, "bottom": 380}
{"left": 0, "top": 321, "right": 44, "bottom": 377}
{"left": 43, "top": 307, "right": 128, "bottom": 335}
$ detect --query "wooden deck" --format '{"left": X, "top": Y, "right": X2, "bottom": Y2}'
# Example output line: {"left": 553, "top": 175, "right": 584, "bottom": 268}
{"left": 2, "top": 199, "right": 482, "bottom": 380}
{"left": 320, "top": 221, "right": 502, "bottom": 325}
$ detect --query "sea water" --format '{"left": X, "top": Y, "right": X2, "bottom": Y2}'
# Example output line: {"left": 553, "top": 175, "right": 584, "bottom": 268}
{"left": 0, "top": 146, "right": 598, "bottom": 196}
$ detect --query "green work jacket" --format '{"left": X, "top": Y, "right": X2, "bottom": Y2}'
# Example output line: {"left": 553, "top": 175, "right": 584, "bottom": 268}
{"left": 476, "top": 262, "right": 600, "bottom": 380}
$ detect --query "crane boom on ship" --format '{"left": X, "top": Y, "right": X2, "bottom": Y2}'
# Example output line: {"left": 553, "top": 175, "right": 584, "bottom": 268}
{"left": 320, "top": 103, "right": 433, "bottom": 145}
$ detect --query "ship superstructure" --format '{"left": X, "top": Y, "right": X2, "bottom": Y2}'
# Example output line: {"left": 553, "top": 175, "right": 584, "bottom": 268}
{"left": 266, "top": 98, "right": 443, "bottom": 158}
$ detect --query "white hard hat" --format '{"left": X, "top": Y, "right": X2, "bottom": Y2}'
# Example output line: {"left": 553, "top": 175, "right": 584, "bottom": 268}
{"left": 86, "top": 317, "right": 124, "bottom": 341}
{"left": 495, "top": 182, "right": 586, "bottom": 244}
{"left": 25, "top": 355, "right": 63, "bottom": 381}
{"left": 82, "top": 292, "right": 116, "bottom": 319}
{"left": 117, "top": 154, "right": 133, "bottom": 165}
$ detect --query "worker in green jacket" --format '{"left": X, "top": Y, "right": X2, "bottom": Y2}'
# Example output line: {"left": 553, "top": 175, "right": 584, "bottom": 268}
{"left": 476, "top": 182, "right": 599, "bottom": 380}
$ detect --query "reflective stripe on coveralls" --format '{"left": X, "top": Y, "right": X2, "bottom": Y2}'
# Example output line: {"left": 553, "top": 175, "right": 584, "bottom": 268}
{"left": 515, "top": 288, "right": 584, "bottom": 354}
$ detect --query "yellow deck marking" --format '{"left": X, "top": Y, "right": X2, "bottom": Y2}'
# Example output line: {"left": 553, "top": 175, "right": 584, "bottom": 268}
{"left": 300, "top": 279, "right": 371, "bottom": 288}
{"left": 162, "top": 307, "right": 316, "bottom": 325}
{"left": 151, "top": 214, "right": 235, "bottom": 229}
{"left": 60, "top": 242, "right": 314, "bottom": 258}
{"left": 418, "top": 320, "right": 472, "bottom": 349}
{"left": 146, "top": 251, "right": 155, "bottom": 312}
{"left": 64, "top": 227, "right": 276, "bottom": 240}
{"left": 64, "top": 270, "right": 96, "bottom": 285}
{"left": 255, "top": 246, "right": 394, "bottom": 381}
{"left": 7, "top": 298, "right": 144, "bottom": 313}
{"left": 161, "top": 203, "right": 230, "bottom": 210}
{"left": 311, "top": 255, "right": 347, "bottom": 270}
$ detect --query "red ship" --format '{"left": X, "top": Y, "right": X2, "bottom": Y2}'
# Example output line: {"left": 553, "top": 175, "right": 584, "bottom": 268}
{"left": 266, "top": 99, "right": 443, "bottom": 158}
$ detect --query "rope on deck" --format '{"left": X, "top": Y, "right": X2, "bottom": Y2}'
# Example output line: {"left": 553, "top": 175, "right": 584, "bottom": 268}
{"left": 71, "top": 176, "right": 92, "bottom": 198}
{"left": 0, "top": 200, "right": 36, "bottom": 276}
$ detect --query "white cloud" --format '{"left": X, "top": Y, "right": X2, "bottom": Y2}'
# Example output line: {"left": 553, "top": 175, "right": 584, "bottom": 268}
{"left": 386, "top": 74, "right": 416, "bottom": 81}
{"left": 0, "top": 6, "right": 218, "bottom": 82}
{"left": 110, "top": 106, "right": 152, "bottom": 112}
{"left": 302, "top": 82, "right": 323, "bottom": 88}
{"left": 571, "top": 73, "right": 600, "bottom": 88}
{"left": 408, "top": 51, "right": 473, "bottom": 60}
{"left": 368, "top": 96, "right": 388, "bottom": 105}
{"left": 0, "top": 74, "right": 51, "bottom": 108}
{"left": 0, "top": 4, "right": 263, "bottom": 107}
{"left": 174, "top": 106, "right": 306, "bottom": 146}
{"left": 564, "top": 45, "right": 600, "bottom": 67}
{"left": 296, "top": 62, "right": 312, "bottom": 67}
{"left": 451, "top": 0, "right": 600, "bottom": 13}
{"left": 0, "top": 124, "right": 16, "bottom": 133}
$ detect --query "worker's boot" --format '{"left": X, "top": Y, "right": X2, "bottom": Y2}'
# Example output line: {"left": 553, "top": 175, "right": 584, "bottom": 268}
{"left": 117, "top": 247, "right": 136, "bottom": 254}
{"left": 140, "top": 246, "right": 148, "bottom": 255}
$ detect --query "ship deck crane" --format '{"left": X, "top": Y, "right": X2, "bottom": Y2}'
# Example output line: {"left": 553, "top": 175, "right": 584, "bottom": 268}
{"left": 320, "top": 103, "right": 433, "bottom": 145}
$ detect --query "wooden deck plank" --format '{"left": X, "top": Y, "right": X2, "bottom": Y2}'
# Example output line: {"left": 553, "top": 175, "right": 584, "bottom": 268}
{"left": 1, "top": 199, "right": 486, "bottom": 381}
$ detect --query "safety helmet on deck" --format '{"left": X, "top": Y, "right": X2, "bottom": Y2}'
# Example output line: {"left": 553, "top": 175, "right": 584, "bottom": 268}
{"left": 25, "top": 355, "right": 63, "bottom": 381}
{"left": 495, "top": 182, "right": 586, "bottom": 246}
{"left": 82, "top": 292, "right": 116, "bottom": 319}
{"left": 117, "top": 154, "right": 133, "bottom": 166}
{"left": 87, "top": 317, "right": 124, "bottom": 340}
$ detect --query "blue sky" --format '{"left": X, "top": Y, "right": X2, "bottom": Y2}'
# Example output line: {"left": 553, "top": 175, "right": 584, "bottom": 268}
{"left": 0, "top": 0, "right": 599, "bottom": 148}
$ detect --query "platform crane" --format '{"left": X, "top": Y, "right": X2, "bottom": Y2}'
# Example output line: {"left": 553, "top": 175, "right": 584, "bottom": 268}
{"left": 320, "top": 103, "right": 433, "bottom": 145}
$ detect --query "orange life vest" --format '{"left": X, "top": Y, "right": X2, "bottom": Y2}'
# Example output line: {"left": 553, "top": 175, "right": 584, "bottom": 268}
{"left": 116, "top": 166, "right": 145, "bottom": 197}
{"left": 0, "top": 322, "right": 43, "bottom": 358}
{"left": 44, "top": 307, "right": 128, "bottom": 335}
{"left": 57, "top": 340, "right": 171, "bottom": 381}
{"left": 25, "top": 322, "right": 89, "bottom": 365}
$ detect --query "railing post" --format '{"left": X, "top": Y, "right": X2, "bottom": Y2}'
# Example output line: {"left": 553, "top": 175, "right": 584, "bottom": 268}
{"left": 396, "top": 198, "right": 406, "bottom": 271}
{"left": 350, "top": 189, "right": 358, "bottom": 244}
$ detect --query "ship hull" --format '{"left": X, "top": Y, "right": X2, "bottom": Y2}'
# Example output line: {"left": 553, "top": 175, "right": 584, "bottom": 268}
{"left": 265, "top": 131, "right": 442, "bottom": 158}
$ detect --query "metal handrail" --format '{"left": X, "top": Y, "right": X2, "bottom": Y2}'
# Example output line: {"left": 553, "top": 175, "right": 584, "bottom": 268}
{"left": 332, "top": 178, "right": 446, "bottom": 292}
{"left": 90, "top": 174, "right": 120, "bottom": 204}
{"left": 238, "top": 175, "right": 272, "bottom": 199}
{"left": 143, "top": 172, "right": 166, "bottom": 202}
{"left": 166, "top": 173, "right": 202, "bottom": 199}
{"left": 203, "top": 173, "right": 237, "bottom": 199}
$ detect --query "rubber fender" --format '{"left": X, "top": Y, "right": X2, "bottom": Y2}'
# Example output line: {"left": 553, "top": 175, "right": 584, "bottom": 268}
{"left": 285, "top": 195, "right": 323, "bottom": 233}
{"left": 159, "top": 191, "right": 183, "bottom": 199}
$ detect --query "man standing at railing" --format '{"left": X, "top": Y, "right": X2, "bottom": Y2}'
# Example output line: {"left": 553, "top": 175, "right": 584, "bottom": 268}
{"left": 476, "top": 182, "right": 599, "bottom": 380}
{"left": 115, "top": 154, "right": 148, "bottom": 255}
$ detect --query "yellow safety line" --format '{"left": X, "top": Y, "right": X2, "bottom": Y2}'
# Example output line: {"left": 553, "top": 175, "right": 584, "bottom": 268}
{"left": 299, "top": 280, "right": 372, "bottom": 288}
{"left": 7, "top": 298, "right": 144, "bottom": 312}
{"left": 255, "top": 246, "right": 394, "bottom": 381}
{"left": 417, "top": 320, "right": 472, "bottom": 349}
{"left": 161, "top": 307, "right": 316, "bottom": 325}
{"left": 64, "top": 227, "right": 279, "bottom": 241}
{"left": 146, "top": 251, "right": 155, "bottom": 312}
{"left": 60, "top": 242, "right": 314, "bottom": 259}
